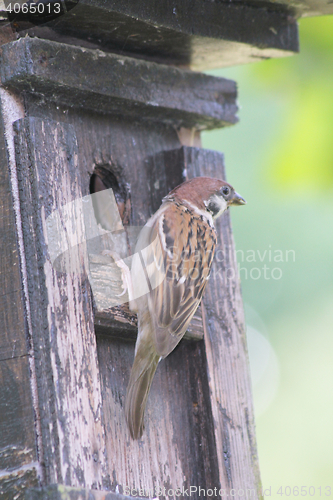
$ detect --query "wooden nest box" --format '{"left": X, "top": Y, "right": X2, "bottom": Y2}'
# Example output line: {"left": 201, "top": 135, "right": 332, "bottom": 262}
{"left": 0, "top": 1, "right": 330, "bottom": 499}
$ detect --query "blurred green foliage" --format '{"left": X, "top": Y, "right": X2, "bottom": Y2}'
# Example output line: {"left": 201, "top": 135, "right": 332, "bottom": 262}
{"left": 203, "top": 15, "right": 333, "bottom": 499}
{"left": 251, "top": 16, "right": 333, "bottom": 192}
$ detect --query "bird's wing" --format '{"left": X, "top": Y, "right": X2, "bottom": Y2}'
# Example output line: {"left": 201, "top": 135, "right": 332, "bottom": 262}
{"left": 138, "top": 202, "right": 216, "bottom": 357}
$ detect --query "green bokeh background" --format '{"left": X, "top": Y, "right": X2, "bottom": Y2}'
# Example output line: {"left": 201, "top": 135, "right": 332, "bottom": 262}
{"left": 202, "top": 16, "right": 333, "bottom": 499}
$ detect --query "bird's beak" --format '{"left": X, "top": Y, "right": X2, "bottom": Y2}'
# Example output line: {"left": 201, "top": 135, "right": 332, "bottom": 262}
{"left": 229, "top": 192, "right": 247, "bottom": 206}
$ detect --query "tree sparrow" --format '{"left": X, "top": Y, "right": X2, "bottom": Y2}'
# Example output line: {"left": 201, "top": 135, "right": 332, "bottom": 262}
{"left": 125, "top": 177, "right": 246, "bottom": 439}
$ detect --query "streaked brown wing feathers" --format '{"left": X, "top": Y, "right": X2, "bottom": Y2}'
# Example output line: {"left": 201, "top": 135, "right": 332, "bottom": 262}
{"left": 146, "top": 203, "right": 216, "bottom": 357}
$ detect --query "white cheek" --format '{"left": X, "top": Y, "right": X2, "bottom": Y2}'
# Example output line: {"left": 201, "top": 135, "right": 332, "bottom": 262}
{"left": 211, "top": 195, "right": 228, "bottom": 219}
{"left": 218, "top": 197, "right": 227, "bottom": 214}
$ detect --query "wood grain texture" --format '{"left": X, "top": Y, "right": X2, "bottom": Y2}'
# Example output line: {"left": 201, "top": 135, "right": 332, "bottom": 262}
{"left": 12, "top": 0, "right": 300, "bottom": 70}
{"left": 75, "top": 116, "right": 220, "bottom": 497}
{"left": 92, "top": 258, "right": 204, "bottom": 341}
{"left": 25, "top": 483, "right": 134, "bottom": 500}
{"left": 0, "top": 467, "right": 38, "bottom": 500}
{"left": 97, "top": 336, "right": 220, "bottom": 497}
{"left": 90, "top": 144, "right": 206, "bottom": 341}
{"left": 1, "top": 37, "right": 238, "bottom": 130}
{"left": 15, "top": 93, "right": 261, "bottom": 496}
{"left": 181, "top": 146, "right": 262, "bottom": 497}
{"left": 18, "top": 103, "right": 221, "bottom": 497}
{"left": 13, "top": 117, "right": 107, "bottom": 489}
{"left": 0, "top": 98, "right": 39, "bottom": 497}
{"left": 0, "top": 356, "right": 39, "bottom": 499}
{"left": 0, "top": 357, "right": 36, "bottom": 462}
{"left": 95, "top": 307, "right": 203, "bottom": 342}
{"left": 0, "top": 102, "right": 28, "bottom": 362}
{"left": 4, "top": 33, "right": 261, "bottom": 493}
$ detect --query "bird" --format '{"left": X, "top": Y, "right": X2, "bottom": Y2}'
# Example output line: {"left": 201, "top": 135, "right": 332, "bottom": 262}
{"left": 125, "top": 176, "right": 246, "bottom": 439}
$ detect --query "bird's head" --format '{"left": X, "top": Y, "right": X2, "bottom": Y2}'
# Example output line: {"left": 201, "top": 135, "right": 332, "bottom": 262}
{"left": 165, "top": 177, "right": 246, "bottom": 219}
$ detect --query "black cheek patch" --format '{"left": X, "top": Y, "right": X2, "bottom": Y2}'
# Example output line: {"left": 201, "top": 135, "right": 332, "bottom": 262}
{"left": 207, "top": 200, "right": 221, "bottom": 217}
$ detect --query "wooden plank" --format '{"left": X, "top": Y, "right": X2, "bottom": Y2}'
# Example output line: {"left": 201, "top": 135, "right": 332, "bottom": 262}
{"left": 139, "top": 146, "right": 261, "bottom": 494}
{"left": 217, "top": 0, "right": 333, "bottom": 18}
{"left": 91, "top": 144, "right": 205, "bottom": 342}
{"left": 179, "top": 146, "right": 262, "bottom": 497}
{"left": 0, "top": 104, "right": 27, "bottom": 361}
{"left": 46, "top": 110, "right": 221, "bottom": 496}
{"left": 6, "top": 0, "right": 300, "bottom": 69}
{"left": 0, "top": 467, "right": 38, "bottom": 500}
{"left": 25, "top": 484, "right": 135, "bottom": 500}
{"left": 14, "top": 88, "right": 260, "bottom": 495}
{"left": 94, "top": 306, "right": 204, "bottom": 342}
{"left": 0, "top": 7, "right": 260, "bottom": 496}
{"left": 13, "top": 116, "right": 108, "bottom": 489}
{"left": 0, "top": 356, "right": 39, "bottom": 499}
{"left": 97, "top": 336, "right": 220, "bottom": 497}
{"left": 0, "top": 96, "right": 38, "bottom": 495}
{"left": 0, "top": 356, "right": 36, "bottom": 464}
{"left": 1, "top": 37, "right": 238, "bottom": 130}
{"left": 0, "top": 356, "right": 39, "bottom": 500}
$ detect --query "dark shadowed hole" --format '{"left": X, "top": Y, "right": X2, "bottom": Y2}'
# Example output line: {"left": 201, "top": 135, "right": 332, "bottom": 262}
{"left": 90, "top": 165, "right": 131, "bottom": 229}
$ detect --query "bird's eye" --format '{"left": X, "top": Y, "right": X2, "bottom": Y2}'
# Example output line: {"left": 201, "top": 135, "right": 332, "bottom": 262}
{"left": 222, "top": 186, "right": 230, "bottom": 196}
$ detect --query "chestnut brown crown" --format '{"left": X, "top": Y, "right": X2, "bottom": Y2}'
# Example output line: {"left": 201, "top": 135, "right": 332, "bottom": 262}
{"left": 164, "top": 177, "right": 246, "bottom": 218}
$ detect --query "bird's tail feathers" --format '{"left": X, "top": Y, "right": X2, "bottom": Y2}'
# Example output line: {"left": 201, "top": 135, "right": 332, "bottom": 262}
{"left": 125, "top": 332, "right": 160, "bottom": 440}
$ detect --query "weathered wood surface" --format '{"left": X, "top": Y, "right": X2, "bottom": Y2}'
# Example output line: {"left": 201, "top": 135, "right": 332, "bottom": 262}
{"left": 0, "top": 96, "right": 27, "bottom": 363}
{"left": 90, "top": 248, "right": 204, "bottom": 341}
{"left": 1, "top": 37, "right": 238, "bottom": 130}
{"left": 25, "top": 484, "right": 130, "bottom": 500}
{"left": 233, "top": 0, "right": 333, "bottom": 17}
{"left": 12, "top": 98, "right": 223, "bottom": 495}
{"left": 89, "top": 157, "right": 204, "bottom": 342}
{"left": 0, "top": 96, "right": 39, "bottom": 499}
{"left": 0, "top": 357, "right": 39, "bottom": 500}
{"left": 1, "top": 34, "right": 262, "bottom": 498}
{"left": 94, "top": 302, "right": 204, "bottom": 342}
{"left": 93, "top": 146, "right": 260, "bottom": 497}
{"left": 181, "top": 146, "right": 261, "bottom": 495}
{"left": 82, "top": 121, "right": 220, "bottom": 497}
{"left": 5, "top": 0, "right": 299, "bottom": 69}
{"left": 0, "top": 466, "right": 38, "bottom": 500}
{"left": 13, "top": 117, "right": 108, "bottom": 489}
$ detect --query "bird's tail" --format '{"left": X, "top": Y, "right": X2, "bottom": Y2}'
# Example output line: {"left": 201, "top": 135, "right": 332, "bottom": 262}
{"left": 125, "top": 331, "right": 160, "bottom": 439}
